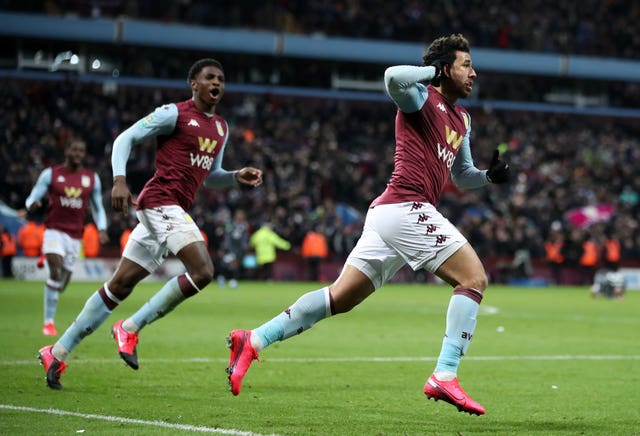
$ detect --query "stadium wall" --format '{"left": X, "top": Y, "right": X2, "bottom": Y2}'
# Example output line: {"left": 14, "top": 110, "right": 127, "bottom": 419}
{"left": 9, "top": 256, "right": 640, "bottom": 290}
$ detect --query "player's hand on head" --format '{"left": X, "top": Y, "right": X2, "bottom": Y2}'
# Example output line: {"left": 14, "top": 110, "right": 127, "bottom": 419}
{"left": 236, "top": 167, "right": 263, "bottom": 187}
{"left": 430, "top": 60, "right": 444, "bottom": 86}
{"left": 28, "top": 201, "right": 42, "bottom": 212}
{"left": 486, "top": 149, "right": 510, "bottom": 184}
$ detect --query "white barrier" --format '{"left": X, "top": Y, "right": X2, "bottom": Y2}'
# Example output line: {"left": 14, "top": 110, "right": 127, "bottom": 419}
{"left": 11, "top": 257, "right": 186, "bottom": 282}
{"left": 619, "top": 268, "right": 640, "bottom": 291}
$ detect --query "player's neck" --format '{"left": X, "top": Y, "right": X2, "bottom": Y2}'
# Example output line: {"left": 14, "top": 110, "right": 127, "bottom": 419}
{"left": 434, "top": 86, "right": 457, "bottom": 105}
{"left": 193, "top": 98, "right": 216, "bottom": 115}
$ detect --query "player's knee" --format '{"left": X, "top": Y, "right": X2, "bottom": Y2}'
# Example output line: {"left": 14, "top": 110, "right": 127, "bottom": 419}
{"left": 473, "top": 273, "right": 489, "bottom": 292}
{"left": 48, "top": 267, "right": 64, "bottom": 282}
{"left": 190, "top": 265, "right": 214, "bottom": 289}
{"left": 107, "top": 278, "right": 136, "bottom": 300}
{"left": 460, "top": 273, "right": 488, "bottom": 293}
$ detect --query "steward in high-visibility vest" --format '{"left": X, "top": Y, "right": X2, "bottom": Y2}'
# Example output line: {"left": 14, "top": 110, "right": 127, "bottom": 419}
{"left": 544, "top": 241, "right": 564, "bottom": 264}
{"left": 1, "top": 228, "right": 17, "bottom": 278}
{"left": 1, "top": 230, "right": 17, "bottom": 257}
{"left": 17, "top": 220, "right": 44, "bottom": 256}
{"left": 301, "top": 231, "right": 329, "bottom": 259}
{"left": 82, "top": 223, "right": 101, "bottom": 258}
{"left": 603, "top": 238, "right": 621, "bottom": 269}
{"left": 580, "top": 240, "right": 599, "bottom": 267}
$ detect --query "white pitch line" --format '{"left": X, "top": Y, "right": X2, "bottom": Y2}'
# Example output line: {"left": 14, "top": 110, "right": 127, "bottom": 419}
{"left": 3, "top": 354, "right": 640, "bottom": 366}
{"left": 0, "top": 404, "right": 280, "bottom": 435}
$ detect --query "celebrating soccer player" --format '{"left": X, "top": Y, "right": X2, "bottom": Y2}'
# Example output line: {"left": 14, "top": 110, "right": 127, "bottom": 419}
{"left": 227, "top": 34, "right": 510, "bottom": 415}
{"left": 38, "top": 58, "right": 263, "bottom": 390}
{"left": 25, "top": 138, "right": 109, "bottom": 337}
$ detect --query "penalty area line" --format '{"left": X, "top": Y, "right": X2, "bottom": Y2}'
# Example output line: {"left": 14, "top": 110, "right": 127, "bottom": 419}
{"left": 0, "top": 404, "right": 279, "bottom": 436}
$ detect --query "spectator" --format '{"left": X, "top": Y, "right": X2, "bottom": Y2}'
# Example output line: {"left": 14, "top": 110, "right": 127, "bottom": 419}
{"left": 544, "top": 225, "right": 565, "bottom": 285}
{"left": 17, "top": 220, "right": 45, "bottom": 257}
{"left": 579, "top": 233, "right": 600, "bottom": 285}
{"left": 219, "top": 209, "right": 251, "bottom": 288}
{"left": 602, "top": 233, "right": 621, "bottom": 271}
{"left": 301, "top": 225, "right": 329, "bottom": 281}
{"left": 82, "top": 222, "right": 101, "bottom": 258}
{"left": 249, "top": 221, "right": 291, "bottom": 281}
{"left": 2, "top": 77, "right": 640, "bottom": 284}
{"left": 1, "top": 225, "right": 17, "bottom": 278}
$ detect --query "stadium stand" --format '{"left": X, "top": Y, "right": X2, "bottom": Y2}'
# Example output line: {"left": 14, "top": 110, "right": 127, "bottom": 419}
{"left": 1, "top": 4, "right": 639, "bottom": 283}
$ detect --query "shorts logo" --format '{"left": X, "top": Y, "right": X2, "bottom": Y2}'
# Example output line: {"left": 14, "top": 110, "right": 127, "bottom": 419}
{"left": 425, "top": 224, "right": 437, "bottom": 234}
{"left": 435, "top": 235, "right": 449, "bottom": 245}
{"left": 417, "top": 213, "right": 430, "bottom": 224}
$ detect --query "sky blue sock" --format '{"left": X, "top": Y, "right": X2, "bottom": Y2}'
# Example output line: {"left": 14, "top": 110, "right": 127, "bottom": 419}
{"left": 130, "top": 277, "right": 186, "bottom": 331}
{"left": 253, "top": 287, "right": 331, "bottom": 349}
{"left": 43, "top": 284, "right": 60, "bottom": 324}
{"left": 57, "top": 291, "right": 112, "bottom": 354}
{"left": 435, "top": 292, "right": 480, "bottom": 375}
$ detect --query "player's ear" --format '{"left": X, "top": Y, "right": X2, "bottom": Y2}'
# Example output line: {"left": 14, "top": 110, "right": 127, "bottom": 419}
{"left": 442, "top": 63, "right": 451, "bottom": 79}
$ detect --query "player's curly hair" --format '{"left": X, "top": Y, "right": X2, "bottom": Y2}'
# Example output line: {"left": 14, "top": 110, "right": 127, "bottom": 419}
{"left": 422, "top": 33, "right": 470, "bottom": 68}
{"left": 187, "top": 58, "right": 224, "bottom": 84}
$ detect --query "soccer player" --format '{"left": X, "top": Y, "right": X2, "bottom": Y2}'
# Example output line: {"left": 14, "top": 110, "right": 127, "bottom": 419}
{"left": 25, "top": 139, "right": 109, "bottom": 336}
{"left": 38, "top": 58, "right": 263, "bottom": 390}
{"left": 226, "top": 34, "right": 510, "bottom": 415}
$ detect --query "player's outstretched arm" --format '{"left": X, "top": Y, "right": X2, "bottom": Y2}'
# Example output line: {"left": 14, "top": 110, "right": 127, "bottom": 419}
{"left": 25, "top": 168, "right": 52, "bottom": 212}
{"left": 235, "top": 167, "right": 263, "bottom": 187}
{"left": 486, "top": 150, "right": 510, "bottom": 184}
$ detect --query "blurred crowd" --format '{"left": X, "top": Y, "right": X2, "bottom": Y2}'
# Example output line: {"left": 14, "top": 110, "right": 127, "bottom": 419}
{"left": 4, "top": 0, "right": 640, "bottom": 59}
{"left": 1, "top": 78, "right": 639, "bottom": 283}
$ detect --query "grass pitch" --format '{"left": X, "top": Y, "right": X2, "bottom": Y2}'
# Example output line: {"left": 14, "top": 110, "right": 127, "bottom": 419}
{"left": 0, "top": 279, "right": 638, "bottom": 435}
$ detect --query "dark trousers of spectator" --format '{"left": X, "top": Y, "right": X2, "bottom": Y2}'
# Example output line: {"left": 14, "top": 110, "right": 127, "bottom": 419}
{"left": 2, "top": 255, "right": 14, "bottom": 278}
{"left": 579, "top": 264, "right": 596, "bottom": 285}
{"left": 306, "top": 257, "right": 322, "bottom": 281}
{"left": 549, "top": 262, "right": 564, "bottom": 285}
{"left": 257, "top": 262, "right": 274, "bottom": 281}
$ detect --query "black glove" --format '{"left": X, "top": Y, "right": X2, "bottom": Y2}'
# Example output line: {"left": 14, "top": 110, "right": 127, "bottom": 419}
{"left": 486, "top": 150, "right": 510, "bottom": 184}
{"left": 430, "top": 60, "right": 443, "bottom": 86}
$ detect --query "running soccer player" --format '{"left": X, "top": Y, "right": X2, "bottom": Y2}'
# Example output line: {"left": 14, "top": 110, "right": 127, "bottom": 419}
{"left": 226, "top": 34, "right": 510, "bottom": 415}
{"left": 26, "top": 139, "right": 109, "bottom": 336}
{"left": 38, "top": 58, "right": 263, "bottom": 390}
